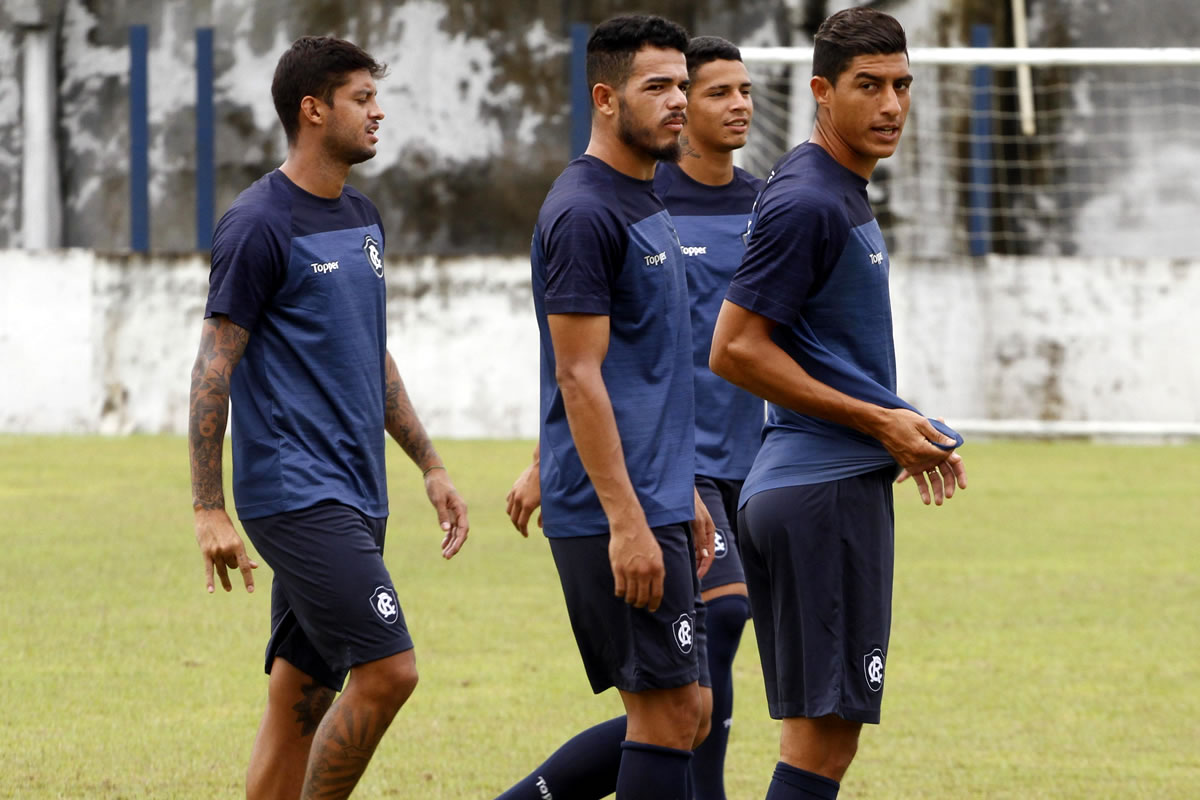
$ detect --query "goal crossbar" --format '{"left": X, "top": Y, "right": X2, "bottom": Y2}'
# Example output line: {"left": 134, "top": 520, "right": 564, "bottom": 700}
{"left": 740, "top": 46, "right": 1200, "bottom": 67}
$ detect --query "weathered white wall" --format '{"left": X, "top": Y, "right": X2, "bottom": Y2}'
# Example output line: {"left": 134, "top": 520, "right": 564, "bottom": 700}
{"left": 2, "top": 251, "right": 1196, "bottom": 437}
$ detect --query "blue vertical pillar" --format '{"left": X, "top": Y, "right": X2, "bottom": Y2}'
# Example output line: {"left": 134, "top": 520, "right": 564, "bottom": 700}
{"left": 569, "top": 22, "right": 590, "bottom": 159}
{"left": 967, "top": 24, "right": 993, "bottom": 257}
{"left": 195, "top": 27, "right": 215, "bottom": 250}
{"left": 129, "top": 24, "right": 150, "bottom": 252}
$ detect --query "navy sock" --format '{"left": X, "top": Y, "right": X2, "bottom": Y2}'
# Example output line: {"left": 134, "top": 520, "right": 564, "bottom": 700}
{"left": 495, "top": 716, "right": 626, "bottom": 800}
{"left": 764, "top": 762, "right": 840, "bottom": 800}
{"left": 691, "top": 594, "right": 750, "bottom": 800}
{"left": 616, "top": 741, "right": 692, "bottom": 800}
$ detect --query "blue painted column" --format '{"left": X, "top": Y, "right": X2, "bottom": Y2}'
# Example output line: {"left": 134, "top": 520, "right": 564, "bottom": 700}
{"left": 129, "top": 25, "right": 150, "bottom": 252}
{"left": 967, "top": 24, "right": 993, "bottom": 257}
{"left": 195, "top": 27, "right": 215, "bottom": 250}
{"left": 569, "top": 23, "right": 590, "bottom": 160}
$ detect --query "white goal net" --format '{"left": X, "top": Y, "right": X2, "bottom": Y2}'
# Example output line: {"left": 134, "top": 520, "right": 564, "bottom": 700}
{"left": 739, "top": 47, "right": 1200, "bottom": 261}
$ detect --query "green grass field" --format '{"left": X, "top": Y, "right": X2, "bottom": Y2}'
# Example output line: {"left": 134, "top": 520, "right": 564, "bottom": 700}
{"left": 2, "top": 436, "right": 1198, "bottom": 799}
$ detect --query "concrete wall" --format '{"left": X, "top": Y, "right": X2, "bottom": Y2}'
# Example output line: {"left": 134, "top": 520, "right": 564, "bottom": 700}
{"left": 2, "top": 250, "right": 1195, "bottom": 437}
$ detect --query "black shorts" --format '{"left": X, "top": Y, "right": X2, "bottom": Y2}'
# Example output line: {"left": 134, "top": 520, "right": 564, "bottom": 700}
{"left": 738, "top": 467, "right": 895, "bottom": 724}
{"left": 242, "top": 501, "right": 414, "bottom": 692}
{"left": 549, "top": 523, "right": 709, "bottom": 694}
{"left": 695, "top": 475, "right": 747, "bottom": 593}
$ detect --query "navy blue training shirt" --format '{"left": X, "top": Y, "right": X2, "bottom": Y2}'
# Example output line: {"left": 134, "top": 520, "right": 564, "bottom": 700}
{"left": 653, "top": 161, "right": 765, "bottom": 481}
{"left": 532, "top": 155, "right": 695, "bottom": 537}
{"left": 726, "top": 142, "right": 959, "bottom": 505}
{"left": 206, "top": 169, "right": 389, "bottom": 520}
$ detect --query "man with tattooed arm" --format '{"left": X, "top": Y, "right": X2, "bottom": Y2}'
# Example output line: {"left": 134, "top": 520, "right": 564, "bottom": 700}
{"left": 187, "top": 35, "right": 468, "bottom": 800}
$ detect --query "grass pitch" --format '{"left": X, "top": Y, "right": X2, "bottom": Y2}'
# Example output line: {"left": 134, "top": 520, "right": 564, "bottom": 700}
{"left": 1, "top": 436, "right": 1197, "bottom": 798}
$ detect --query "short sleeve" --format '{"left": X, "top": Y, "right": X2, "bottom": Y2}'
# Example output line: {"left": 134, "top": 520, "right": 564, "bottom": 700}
{"left": 540, "top": 202, "right": 625, "bottom": 316}
{"left": 205, "top": 206, "right": 288, "bottom": 331}
{"left": 725, "top": 186, "right": 849, "bottom": 327}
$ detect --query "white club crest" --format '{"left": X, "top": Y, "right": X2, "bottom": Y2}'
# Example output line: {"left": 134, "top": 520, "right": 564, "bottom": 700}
{"left": 864, "top": 647, "right": 885, "bottom": 692}
{"left": 370, "top": 585, "right": 398, "bottom": 624}
{"left": 363, "top": 234, "right": 384, "bottom": 278}
{"left": 672, "top": 613, "right": 694, "bottom": 654}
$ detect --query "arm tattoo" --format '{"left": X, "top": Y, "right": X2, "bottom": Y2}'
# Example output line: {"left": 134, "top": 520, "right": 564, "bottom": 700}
{"left": 302, "top": 704, "right": 388, "bottom": 799}
{"left": 188, "top": 317, "right": 249, "bottom": 510}
{"left": 384, "top": 353, "right": 440, "bottom": 471}
{"left": 292, "top": 681, "right": 336, "bottom": 737}
{"left": 679, "top": 134, "right": 702, "bottom": 160}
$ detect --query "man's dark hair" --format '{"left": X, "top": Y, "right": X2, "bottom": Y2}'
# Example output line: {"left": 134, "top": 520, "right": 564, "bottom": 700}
{"left": 586, "top": 15, "right": 689, "bottom": 93}
{"left": 685, "top": 35, "right": 742, "bottom": 79}
{"left": 812, "top": 7, "right": 907, "bottom": 84}
{"left": 272, "top": 36, "right": 388, "bottom": 144}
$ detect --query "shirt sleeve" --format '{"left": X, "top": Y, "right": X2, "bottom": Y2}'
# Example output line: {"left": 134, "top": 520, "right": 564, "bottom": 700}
{"left": 204, "top": 206, "right": 287, "bottom": 332}
{"left": 541, "top": 201, "right": 625, "bottom": 316}
{"left": 725, "top": 185, "right": 849, "bottom": 327}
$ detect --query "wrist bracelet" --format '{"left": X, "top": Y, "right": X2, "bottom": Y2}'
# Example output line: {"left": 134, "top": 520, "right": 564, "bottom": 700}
{"left": 422, "top": 465, "right": 446, "bottom": 477}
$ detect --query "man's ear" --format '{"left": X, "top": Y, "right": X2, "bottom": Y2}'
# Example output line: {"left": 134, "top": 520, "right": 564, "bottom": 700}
{"left": 299, "top": 95, "right": 325, "bottom": 128}
{"left": 592, "top": 82, "right": 619, "bottom": 119}
{"left": 810, "top": 74, "right": 833, "bottom": 108}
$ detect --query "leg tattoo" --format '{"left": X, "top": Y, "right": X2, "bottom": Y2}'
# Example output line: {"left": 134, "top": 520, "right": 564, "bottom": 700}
{"left": 292, "top": 682, "right": 336, "bottom": 738}
{"left": 301, "top": 702, "right": 392, "bottom": 799}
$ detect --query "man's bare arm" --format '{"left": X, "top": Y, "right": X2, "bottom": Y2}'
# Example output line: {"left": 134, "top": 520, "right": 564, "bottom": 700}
{"left": 384, "top": 352, "right": 441, "bottom": 471}
{"left": 188, "top": 315, "right": 258, "bottom": 592}
{"left": 384, "top": 351, "right": 469, "bottom": 558}
{"left": 710, "top": 300, "right": 964, "bottom": 485}
{"left": 548, "top": 313, "right": 666, "bottom": 611}
{"left": 189, "top": 316, "right": 249, "bottom": 509}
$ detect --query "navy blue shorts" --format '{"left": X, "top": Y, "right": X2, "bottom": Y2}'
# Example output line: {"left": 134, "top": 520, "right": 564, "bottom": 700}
{"left": 242, "top": 501, "right": 414, "bottom": 691}
{"left": 695, "top": 475, "right": 747, "bottom": 593}
{"left": 548, "top": 523, "right": 709, "bottom": 694}
{"left": 738, "top": 467, "right": 895, "bottom": 724}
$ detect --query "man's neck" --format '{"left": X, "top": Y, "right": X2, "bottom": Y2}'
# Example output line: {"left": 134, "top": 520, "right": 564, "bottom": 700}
{"left": 279, "top": 147, "right": 352, "bottom": 199}
{"left": 676, "top": 135, "right": 735, "bottom": 186}
{"left": 809, "top": 117, "right": 877, "bottom": 181}
{"left": 584, "top": 135, "right": 658, "bottom": 182}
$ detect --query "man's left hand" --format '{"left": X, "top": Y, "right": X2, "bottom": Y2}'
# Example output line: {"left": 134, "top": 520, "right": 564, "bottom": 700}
{"left": 423, "top": 468, "right": 469, "bottom": 558}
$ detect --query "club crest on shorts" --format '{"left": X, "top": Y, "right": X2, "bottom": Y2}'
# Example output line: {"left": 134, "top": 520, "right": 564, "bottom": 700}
{"left": 713, "top": 529, "right": 728, "bottom": 559}
{"left": 370, "top": 585, "right": 399, "bottom": 624}
{"left": 672, "top": 613, "right": 694, "bottom": 654}
{"left": 363, "top": 234, "right": 384, "bottom": 278}
{"left": 864, "top": 647, "right": 886, "bottom": 692}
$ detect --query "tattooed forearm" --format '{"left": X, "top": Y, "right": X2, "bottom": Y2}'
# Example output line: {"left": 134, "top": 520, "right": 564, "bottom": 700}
{"left": 679, "top": 134, "right": 702, "bottom": 159}
{"left": 188, "top": 317, "right": 250, "bottom": 510}
{"left": 302, "top": 704, "right": 390, "bottom": 799}
{"left": 293, "top": 681, "right": 336, "bottom": 737}
{"left": 383, "top": 353, "right": 440, "bottom": 471}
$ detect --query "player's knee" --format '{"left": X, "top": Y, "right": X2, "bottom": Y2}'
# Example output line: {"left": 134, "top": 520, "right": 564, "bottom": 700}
{"left": 351, "top": 651, "right": 418, "bottom": 710}
{"left": 662, "top": 687, "right": 704, "bottom": 740}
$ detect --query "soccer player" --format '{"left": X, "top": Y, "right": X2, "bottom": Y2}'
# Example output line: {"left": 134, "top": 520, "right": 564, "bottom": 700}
{"left": 652, "top": 36, "right": 762, "bottom": 800}
{"left": 501, "top": 34, "right": 761, "bottom": 800}
{"left": 708, "top": 9, "right": 967, "bottom": 799}
{"left": 497, "top": 15, "right": 715, "bottom": 800}
{"left": 187, "top": 36, "right": 469, "bottom": 800}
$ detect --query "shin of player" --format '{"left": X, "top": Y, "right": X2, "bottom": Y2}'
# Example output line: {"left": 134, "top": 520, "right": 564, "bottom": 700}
{"left": 709, "top": 8, "right": 967, "bottom": 799}
{"left": 188, "top": 36, "right": 469, "bottom": 800}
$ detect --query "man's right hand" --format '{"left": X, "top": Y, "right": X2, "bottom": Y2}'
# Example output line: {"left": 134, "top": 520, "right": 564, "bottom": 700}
{"left": 874, "top": 407, "right": 958, "bottom": 475}
{"left": 609, "top": 520, "right": 665, "bottom": 612}
{"left": 193, "top": 508, "right": 258, "bottom": 593}
{"left": 505, "top": 461, "right": 542, "bottom": 537}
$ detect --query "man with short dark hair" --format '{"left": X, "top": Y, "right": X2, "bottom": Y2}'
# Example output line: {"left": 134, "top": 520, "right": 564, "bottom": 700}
{"left": 501, "top": 32, "right": 761, "bottom": 800}
{"left": 495, "top": 15, "right": 715, "bottom": 800}
{"left": 710, "top": 9, "right": 967, "bottom": 799}
{"left": 188, "top": 35, "right": 469, "bottom": 800}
